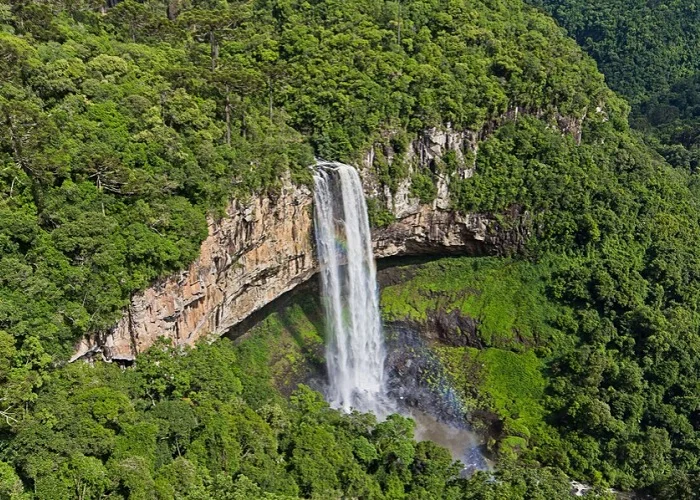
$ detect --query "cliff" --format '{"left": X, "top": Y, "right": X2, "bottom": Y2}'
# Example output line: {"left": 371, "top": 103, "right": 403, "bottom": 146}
{"left": 72, "top": 128, "right": 526, "bottom": 362}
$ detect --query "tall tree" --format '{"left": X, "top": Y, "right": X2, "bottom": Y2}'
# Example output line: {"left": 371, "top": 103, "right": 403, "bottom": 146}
{"left": 178, "top": 4, "right": 251, "bottom": 71}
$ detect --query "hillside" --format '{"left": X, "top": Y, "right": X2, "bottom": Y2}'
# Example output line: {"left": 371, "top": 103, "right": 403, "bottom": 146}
{"left": 0, "top": 0, "right": 613, "bottom": 360}
{"left": 528, "top": 0, "right": 700, "bottom": 105}
{"left": 529, "top": 0, "right": 700, "bottom": 171}
{"left": 1, "top": 0, "right": 700, "bottom": 498}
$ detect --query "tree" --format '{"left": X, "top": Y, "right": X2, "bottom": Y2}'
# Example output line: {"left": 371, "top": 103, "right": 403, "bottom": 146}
{"left": 209, "top": 65, "right": 262, "bottom": 144}
{"left": 0, "top": 89, "right": 57, "bottom": 216}
{"left": 178, "top": 5, "right": 251, "bottom": 71}
{"left": 0, "top": 460, "right": 24, "bottom": 500}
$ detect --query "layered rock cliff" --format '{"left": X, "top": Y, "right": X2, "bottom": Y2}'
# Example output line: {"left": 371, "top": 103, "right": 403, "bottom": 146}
{"left": 72, "top": 128, "right": 526, "bottom": 362}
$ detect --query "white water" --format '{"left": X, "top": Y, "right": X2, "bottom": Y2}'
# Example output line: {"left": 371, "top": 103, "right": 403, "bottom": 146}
{"left": 313, "top": 161, "right": 390, "bottom": 415}
{"left": 313, "top": 161, "right": 488, "bottom": 470}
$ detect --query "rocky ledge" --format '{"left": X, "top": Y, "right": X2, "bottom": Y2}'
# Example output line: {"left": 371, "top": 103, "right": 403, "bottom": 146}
{"left": 72, "top": 128, "right": 526, "bottom": 362}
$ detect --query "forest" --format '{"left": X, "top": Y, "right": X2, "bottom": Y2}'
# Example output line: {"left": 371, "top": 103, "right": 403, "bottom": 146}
{"left": 1, "top": 0, "right": 700, "bottom": 498}
{"left": 530, "top": 0, "right": 700, "bottom": 174}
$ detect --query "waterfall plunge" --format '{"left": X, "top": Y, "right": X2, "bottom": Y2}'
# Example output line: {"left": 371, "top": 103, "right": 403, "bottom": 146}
{"left": 313, "top": 162, "right": 391, "bottom": 415}
{"left": 313, "top": 161, "right": 487, "bottom": 471}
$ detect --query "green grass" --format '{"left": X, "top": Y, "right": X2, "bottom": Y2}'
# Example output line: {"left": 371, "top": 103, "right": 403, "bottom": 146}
{"left": 235, "top": 294, "right": 325, "bottom": 397}
{"left": 435, "top": 347, "right": 546, "bottom": 425}
{"left": 380, "top": 257, "right": 561, "bottom": 347}
{"left": 477, "top": 348, "right": 546, "bottom": 426}
{"left": 435, "top": 345, "right": 551, "bottom": 456}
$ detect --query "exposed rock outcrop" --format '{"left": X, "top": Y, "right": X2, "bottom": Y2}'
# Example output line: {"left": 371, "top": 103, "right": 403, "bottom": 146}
{"left": 72, "top": 183, "right": 317, "bottom": 361}
{"left": 72, "top": 128, "right": 528, "bottom": 362}
{"left": 373, "top": 206, "right": 491, "bottom": 258}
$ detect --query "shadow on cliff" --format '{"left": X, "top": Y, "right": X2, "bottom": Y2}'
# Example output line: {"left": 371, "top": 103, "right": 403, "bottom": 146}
{"left": 225, "top": 276, "right": 328, "bottom": 396}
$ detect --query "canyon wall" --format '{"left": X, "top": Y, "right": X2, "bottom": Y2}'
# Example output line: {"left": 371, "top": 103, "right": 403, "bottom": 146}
{"left": 72, "top": 128, "right": 526, "bottom": 362}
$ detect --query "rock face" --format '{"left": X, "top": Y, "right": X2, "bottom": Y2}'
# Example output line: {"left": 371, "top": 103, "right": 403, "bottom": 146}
{"left": 373, "top": 207, "right": 491, "bottom": 258}
{"left": 72, "top": 183, "right": 317, "bottom": 361}
{"left": 72, "top": 128, "right": 526, "bottom": 362}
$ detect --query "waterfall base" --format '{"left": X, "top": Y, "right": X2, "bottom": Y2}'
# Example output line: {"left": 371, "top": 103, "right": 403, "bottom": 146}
{"left": 411, "top": 409, "right": 491, "bottom": 473}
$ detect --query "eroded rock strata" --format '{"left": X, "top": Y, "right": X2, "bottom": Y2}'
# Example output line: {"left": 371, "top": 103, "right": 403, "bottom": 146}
{"left": 73, "top": 130, "right": 524, "bottom": 361}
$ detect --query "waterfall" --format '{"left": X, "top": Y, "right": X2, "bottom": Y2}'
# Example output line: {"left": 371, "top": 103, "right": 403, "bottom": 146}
{"left": 312, "top": 161, "right": 486, "bottom": 471}
{"left": 313, "top": 161, "right": 390, "bottom": 415}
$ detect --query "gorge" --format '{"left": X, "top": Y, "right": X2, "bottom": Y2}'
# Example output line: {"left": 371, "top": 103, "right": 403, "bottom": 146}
{"left": 6, "top": 0, "right": 700, "bottom": 496}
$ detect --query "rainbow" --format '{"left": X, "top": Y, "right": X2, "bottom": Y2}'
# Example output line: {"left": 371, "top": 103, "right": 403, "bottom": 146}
{"left": 334, "top": 235, "right": 348, "bottom": 256}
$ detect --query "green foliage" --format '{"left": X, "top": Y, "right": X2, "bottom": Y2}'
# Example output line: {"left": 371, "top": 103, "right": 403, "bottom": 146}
{"left": 0, "top": 460, "right": 25, "bottom": 500}
{"left": 381, "top": 91, "right": 700, "bottom": 490}
{"left": 366, "top": 198, "right": 396, "bottom": 228}
{"left": 409, "top": 171, "right": 436, "bottom": 204}
{"left": 461, "top": 464, "right": 615, "bottom": 499}
{"left": 434, "top": 346, "right": 561, "bottom": 460}
{"left": 446, "top": 90, "right": 700, "bottom": 490}
{"left": 2, "top": 0, "right": 699, "bottom": 495}
{"left": 234, "top": 294, "right": 325, "bottom": 398}
{"left": 435, "top": 345, "right": 550, "bottom": 458}
{"left": 529, "top": 0, "right": 700, "bottom": 105}
{"left": 631, "top": 73, "right": 700, "bottom": 171}
{"left": 528, "top": 0, "right": 700, "bottom": 183}
{"left": 380, "top": 257, "right": 561, "bottom": 347}
{"left": 0, "top": 335, "right": 546, "bottom": 499}
{"left": 474, "top": 349, "right": 545, "bottom": 430}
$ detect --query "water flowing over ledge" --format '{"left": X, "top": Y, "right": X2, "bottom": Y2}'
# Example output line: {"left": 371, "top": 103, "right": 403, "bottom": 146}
{"left": 313, "top": 162, "right": 487, "bottom": 471}
{"left": 313, "top": 162, "right": 391, "bottom": 416}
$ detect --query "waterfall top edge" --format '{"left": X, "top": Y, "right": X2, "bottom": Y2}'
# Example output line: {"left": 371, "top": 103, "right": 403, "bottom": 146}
{"left": 313, "top": 160, "right": 355, "bottom": 172}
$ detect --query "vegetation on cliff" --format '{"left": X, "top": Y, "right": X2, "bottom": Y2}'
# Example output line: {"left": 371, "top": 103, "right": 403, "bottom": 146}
{"left": 2, "top": 0, "right": 700, "bottom": 498}
{"left": 380, "top": 257, "right": 560, "bottom": 348}
{"left": 0, "top": 0, "right": 613, "bottom": 362}
{"left": 469, "top": 2, "right": 700, "bottom": 493}
{"left": 379, "top": 257, "right": 557, "bottom": 460}
{"left": 448, "top": 108, "right": 700, "bottom": 495}
{"left": 380, "top": 118, "right": 700, "bottom": 492}
{"left": 529, "top": 0, "right": 700, "bottom": 172}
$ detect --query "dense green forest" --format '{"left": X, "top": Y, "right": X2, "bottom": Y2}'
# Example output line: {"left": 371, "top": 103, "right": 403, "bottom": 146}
{"left": 2, "top": 334, "right": 595, "bottom": 499}
{"left": 499, "top": 4, "right": 700, "bottom": 492}
{"left": 2, "top": 0, "right": 700, "bottom": 498}
{"left": 527, "top": 0, "right": 700, "bottom": 105}
{"left": 528, "top": 0, "right": 700, "bottom": 170}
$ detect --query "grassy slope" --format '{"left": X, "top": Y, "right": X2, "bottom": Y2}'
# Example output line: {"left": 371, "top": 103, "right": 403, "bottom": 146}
{"left": 379, "top": 256, "right": 562, "bottom": 457}
{"left": 380, "top": 257, "right": 561, "bottom": 348}
{"left": 435, "top": 346, "right": 549, "bottom": 457}
{"left": 233, "top": 293, "right": 325, "bottom": 399}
